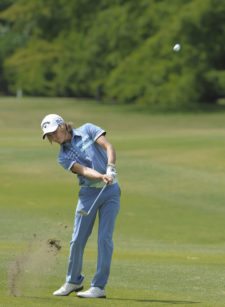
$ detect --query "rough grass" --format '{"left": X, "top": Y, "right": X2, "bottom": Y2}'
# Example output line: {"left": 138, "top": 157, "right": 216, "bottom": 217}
{"left": 1, "top": 97, "right": 225, "bottom": 306}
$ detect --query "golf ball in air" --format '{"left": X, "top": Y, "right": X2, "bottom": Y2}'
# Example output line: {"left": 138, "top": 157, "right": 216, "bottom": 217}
{"left": 173, "top": 43, "right": 181, "bottom": 52}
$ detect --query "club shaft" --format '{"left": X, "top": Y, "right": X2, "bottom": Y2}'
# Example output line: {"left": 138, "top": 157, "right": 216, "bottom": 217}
{"left": 87, "top": 184, "right": 107, "bottom": 215}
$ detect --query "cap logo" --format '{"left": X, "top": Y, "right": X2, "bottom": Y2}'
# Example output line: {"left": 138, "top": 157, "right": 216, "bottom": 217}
{"left": 56, "top": 119, "right": 63, "bottom": 124}
{"left": 41, "top": 121, "right": 50, "bottom": 129}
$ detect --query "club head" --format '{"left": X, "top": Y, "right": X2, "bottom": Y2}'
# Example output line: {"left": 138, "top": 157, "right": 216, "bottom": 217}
{"left": 77, "top": 209, "right": 89, "bottom": 216}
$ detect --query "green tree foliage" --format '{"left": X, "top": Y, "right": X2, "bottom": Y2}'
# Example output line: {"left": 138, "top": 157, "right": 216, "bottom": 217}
{"left": 0, "top": 0, "right": 224, "bottom": 109}
{"left": 105, "top": 0, "right": 225, "bottom": 109}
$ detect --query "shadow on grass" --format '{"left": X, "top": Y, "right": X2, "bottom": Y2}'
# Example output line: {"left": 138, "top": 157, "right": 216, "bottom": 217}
{"left": 108, "top": 297, "right": 200, "bottom": 304}
{"left": 19, "top": 295, "right": 200, "bottom": 305}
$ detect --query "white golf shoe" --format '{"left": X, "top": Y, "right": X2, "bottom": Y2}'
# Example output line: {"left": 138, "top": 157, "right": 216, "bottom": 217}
{"left": 77, "top": 287, "right": 106, "bottom": 298}
{"left": 53, "top": 282, "right": 83, "bottom": 296}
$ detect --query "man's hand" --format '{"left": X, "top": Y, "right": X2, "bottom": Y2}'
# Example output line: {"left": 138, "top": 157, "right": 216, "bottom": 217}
{"left": 102, "top": 174, "right": 113, "bottom": 184}
{"left": 106, "top": 163, "right": 117, "bottom": 183}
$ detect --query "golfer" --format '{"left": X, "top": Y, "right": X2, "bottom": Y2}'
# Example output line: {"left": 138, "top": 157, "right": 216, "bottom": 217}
{"left": 41, "top": 114, "right": 120, "bottom": 299}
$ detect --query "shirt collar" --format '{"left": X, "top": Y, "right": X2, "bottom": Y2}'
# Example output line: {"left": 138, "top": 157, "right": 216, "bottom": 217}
{"left": 72, "top": 128, "right": 82, "bottom": 137}
{"left": 62, "top": 128, "right": 82, "bottom": 148}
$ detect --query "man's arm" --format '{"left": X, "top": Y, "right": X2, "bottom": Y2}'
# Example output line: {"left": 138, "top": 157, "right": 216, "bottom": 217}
{"left": 95, "top": 135, "right": 116, "bottom": 165}
{"left": 70, "top": 163, "right": 113, "bottom": 184}
{"left": 96, "top": 135, "right": 117, "bottom": 181}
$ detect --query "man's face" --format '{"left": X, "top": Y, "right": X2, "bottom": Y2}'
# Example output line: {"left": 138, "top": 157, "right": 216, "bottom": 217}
{"left": 47, "top": 125, "right": 69, "bottom": 144}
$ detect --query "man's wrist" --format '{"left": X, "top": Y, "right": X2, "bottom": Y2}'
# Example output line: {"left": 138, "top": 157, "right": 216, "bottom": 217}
{"left": 106, "top": 164, "right": 117, "bottom": 178}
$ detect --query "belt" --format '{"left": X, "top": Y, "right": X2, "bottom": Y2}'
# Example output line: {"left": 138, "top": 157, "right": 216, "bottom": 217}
{"left": 80, "top": 180, "right": 117, "bottom": 188}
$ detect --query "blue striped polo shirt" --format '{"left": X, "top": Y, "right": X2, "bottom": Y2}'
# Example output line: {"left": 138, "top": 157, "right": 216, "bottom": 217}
{"left": 58, "top": 123, "right": 107, "bottom": 186}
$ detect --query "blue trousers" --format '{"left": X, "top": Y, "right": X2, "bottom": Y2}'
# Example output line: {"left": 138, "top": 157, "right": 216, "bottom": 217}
{"left": 66, "top": 183, "right": 120, "bottom": 289}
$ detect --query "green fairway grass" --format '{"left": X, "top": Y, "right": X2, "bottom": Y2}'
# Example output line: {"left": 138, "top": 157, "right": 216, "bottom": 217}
{"left": 1, "top": 97, "right": 225, "bottom": 306}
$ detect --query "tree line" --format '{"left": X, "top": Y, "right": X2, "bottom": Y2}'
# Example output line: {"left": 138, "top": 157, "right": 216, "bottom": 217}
{"left": 0, "top": 0, "right": 224, "bottom": 109}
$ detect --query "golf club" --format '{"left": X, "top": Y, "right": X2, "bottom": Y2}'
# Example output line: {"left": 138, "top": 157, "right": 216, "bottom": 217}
{"left": 78, "top": 183, "right": 108, "bottom": 216}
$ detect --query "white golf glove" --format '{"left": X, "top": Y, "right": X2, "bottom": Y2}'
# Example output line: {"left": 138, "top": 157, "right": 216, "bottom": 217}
{"left": 106, "top": 163, "right": 117, "bottom": 184}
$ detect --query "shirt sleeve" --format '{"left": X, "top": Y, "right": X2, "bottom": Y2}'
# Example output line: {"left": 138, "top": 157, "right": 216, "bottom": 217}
{"left": 84, "top": 123, "right": 106, "bottom": 141}
{"left": 58, "top": 154, "right": 76, "bottom": 171}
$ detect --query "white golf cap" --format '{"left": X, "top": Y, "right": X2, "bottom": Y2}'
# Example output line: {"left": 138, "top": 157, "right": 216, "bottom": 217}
{"left": 41, "top": 114, "right": 65, "bottom": 139}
